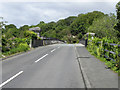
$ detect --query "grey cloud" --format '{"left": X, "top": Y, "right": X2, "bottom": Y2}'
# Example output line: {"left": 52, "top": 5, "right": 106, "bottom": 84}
{"left": 0, "top": 2, "right": 118, "bottom": 27}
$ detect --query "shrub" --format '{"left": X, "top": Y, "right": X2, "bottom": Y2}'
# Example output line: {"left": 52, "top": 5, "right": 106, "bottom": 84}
{"left": 3, "top": 43, "right": 30, "bottom": 55}
{"left": 17, "top": 43, "right": 30, "bottom": 52}
{"left": 87, "top": 36, "right": 120, "bottom": 72}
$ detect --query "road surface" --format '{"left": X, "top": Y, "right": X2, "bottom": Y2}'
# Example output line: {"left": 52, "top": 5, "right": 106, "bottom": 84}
{"left": 1, "top": 44, "right": 86, "bottom": 88}
{"left": 1, "top": 44, "right": 118, "bottom": 89}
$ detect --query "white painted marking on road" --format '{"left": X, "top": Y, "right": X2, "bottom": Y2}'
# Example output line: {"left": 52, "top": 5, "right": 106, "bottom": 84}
{"left": 0, "top": 71, "right": 23, "bottom": 88}
{"left": 35, "top": 54, "right": 48, "bottom": 63}
{"left": 58, "top": 47, "right": 60, "bottom": 48}
{"left": 51, "top": 49, "right": 56, "bottom": 52}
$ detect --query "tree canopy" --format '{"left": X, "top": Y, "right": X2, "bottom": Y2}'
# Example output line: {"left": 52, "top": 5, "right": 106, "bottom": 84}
{"left": 2, "top": 9, "right": 120, "bottom": 48}
{"left": 115, "top": 1, "right": 120, "bottom": 39}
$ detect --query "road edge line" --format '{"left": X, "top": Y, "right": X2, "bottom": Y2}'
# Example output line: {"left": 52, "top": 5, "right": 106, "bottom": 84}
{"left": 74, "top": 46, "right": 92, "bottom": 89}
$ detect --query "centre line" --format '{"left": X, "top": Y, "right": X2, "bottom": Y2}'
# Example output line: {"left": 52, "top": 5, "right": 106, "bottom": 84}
{"left": 35, "top": 54, "right": 48, "bottom": 63}
{"left": 51, "top": 49, "right": 56, "bottom": 52}
{"left": 0, "top": 71, "right": 23, "bottom": 88}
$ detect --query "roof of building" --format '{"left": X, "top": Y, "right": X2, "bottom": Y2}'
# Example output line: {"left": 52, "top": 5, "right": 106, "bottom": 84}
{"left": 29, "top": 27, "right": 41, "bottom": 32}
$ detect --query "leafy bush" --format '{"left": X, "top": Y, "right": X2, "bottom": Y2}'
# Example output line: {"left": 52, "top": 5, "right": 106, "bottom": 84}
{"left": 88, "top": 14, "right": 119, "bottom": 42}
{"left": 24, "top": 31, "right": 37, "bottom": 39}
{"left": 87, "top": 37, "right": 120, "bottom": 72}
{"left": 3, "top": 43, "right": 30, "bottom": 55}
{"left": 13, "top": 38, "right": 30, "bottom": 47}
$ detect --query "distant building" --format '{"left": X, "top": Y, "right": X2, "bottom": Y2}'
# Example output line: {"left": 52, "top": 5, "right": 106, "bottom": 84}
{"left": 29, "top": 27, "right": 41, "bottom": 37}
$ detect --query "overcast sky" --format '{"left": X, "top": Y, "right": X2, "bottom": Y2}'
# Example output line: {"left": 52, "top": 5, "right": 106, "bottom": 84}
{"left": 0, "top": 0, "right": 119, "bottom": 28}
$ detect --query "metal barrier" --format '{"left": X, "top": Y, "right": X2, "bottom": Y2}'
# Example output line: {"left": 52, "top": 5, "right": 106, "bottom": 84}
{"left": 88, "top": 40, "right": 120, "bottom": 67}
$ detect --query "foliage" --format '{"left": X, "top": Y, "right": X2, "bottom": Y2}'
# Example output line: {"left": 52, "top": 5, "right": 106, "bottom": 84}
{"left": 87, "top": 37, "right": 120, "bottom": 72}
{"left": 24, "top": 31, "right": 37, "bottom": 39}
{"left": 5, "top": 24, "right": 17, "bottom": 30}
{"left": 35, "top": 11, "right": 106, "bottom": 43}
{"left": 2, "top": 24, "right": 38, "bottom": 56}
{"left": 70, "top": 11, "right": 105, "bottom": 36}
{"left": 2, "top": 8, "right": 120, "bottom": 56}
{"left": 88, "top": 14, "right": 118, "bottom": 42}
{"left": 29, "top": 11, "right": 118, "bottom": 44}
{"left": 43, "top": 30, "right": 56, "bottom": 38}
{"left": 114, "top": 1, "right": 120, "bottom": 40}
{"left": 77, "top": 33, "right": 83, "bottom": 39}
{"left": 3, "top": 43, "right": 30, "bottom": 55}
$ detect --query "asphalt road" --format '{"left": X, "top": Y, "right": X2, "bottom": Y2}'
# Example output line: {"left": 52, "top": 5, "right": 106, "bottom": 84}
{"left": 1, "top": 44, "right": 118, "bottom": 89}
{"left": 1, "top": 44, "right": 86, "bottom": 88}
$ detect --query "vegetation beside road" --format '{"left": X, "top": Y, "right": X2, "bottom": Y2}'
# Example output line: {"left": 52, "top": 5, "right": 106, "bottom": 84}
{"left": 1, "top": 1, "right": 120, "bottom": 67}
{"left": 87, "top": 36, "right": 120, "bottom": 73}
{"left": 87, "top": 2, "right": 120, "bottom": 73}
{"left": 1, "top": 24, "right": 38, "bottom": 57}
{"left": 33, "top": 10, "right": 119, "bottom": 43}
{"left": 1, "top": 11, "right": 109, "bottom": 57}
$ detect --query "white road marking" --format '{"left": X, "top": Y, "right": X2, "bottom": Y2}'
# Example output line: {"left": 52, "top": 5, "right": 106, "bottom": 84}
{"left": 58, "top": 47, "right": 60, "bottom": 49}
{"left": 35, "top": 54, "right": 48, "bottom": 63}
{"left": 51, "top": 49, "right": 56, "bottom": 52}
{"left": 0, "top": 71, "right": 23, "bottom": 88}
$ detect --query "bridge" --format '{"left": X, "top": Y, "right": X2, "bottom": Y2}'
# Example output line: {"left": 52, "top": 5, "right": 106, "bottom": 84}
{"left": 29, "top": 27, "right": 65, "bottom": 48}
{"left": 0, "top": 43, "right": 118, "bottom": 89}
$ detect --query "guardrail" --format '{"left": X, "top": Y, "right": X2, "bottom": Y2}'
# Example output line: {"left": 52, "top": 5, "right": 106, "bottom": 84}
{"left": 88, "top": 40, "right": 120, "bottom": 67}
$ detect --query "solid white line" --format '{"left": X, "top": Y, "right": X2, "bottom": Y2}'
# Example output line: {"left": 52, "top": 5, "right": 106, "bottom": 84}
{"left": 0, "top": 71, "right": 23, "bottom": 88}
{"left": 51, "top": 49, "right": 56, "bottom": 52}
{"left": 35, "top": 54, "right": 48, "bottom": 63}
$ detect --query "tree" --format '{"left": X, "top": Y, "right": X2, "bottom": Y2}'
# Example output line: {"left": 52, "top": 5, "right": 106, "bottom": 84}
{"left": 19, "top": 25, "right": 29, "bottom": 31}
{"left": 64, "top": 16, "right": 77, "bottom": 26}
{"left": 6, "top": 28, "right": 19, "bottom": 38}
{"left": 70, "top": 11, "right": 105, "bottom": 36}
{"left": 116, "top": 1, "right": 120, "bottom": 20}
{"left": 18, "top": 25, "right": 29, "bottom": 38}
{"left": 77, "top": 33, "right": 83, "bottom": 39}
{"left": 1, "top": 17, "right": 8, "bottom": 50}
{"left": 5, "top": 24, "right": 17, "bottom": 30}
{"left": 114, "top": 1, "right": 120, "bottom": 39}
{"left": 0, "top": 17, "right": 3, "bottom": 47}
{"left": 88, "top": 14, "right": 118, "bottom": 42}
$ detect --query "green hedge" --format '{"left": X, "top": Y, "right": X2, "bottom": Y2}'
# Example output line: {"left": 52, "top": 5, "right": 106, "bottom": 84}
{"left": 87, "top": 37, "right": 120, "bottom": 72}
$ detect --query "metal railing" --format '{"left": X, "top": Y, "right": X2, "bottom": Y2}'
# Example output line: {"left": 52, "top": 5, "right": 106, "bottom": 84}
{"left": 88, "top": 40, "right": 120, "bottom": 66}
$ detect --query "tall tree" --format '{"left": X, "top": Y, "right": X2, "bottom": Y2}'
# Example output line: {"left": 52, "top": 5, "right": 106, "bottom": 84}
{"left": 88, "top": 14, "right": 118, "bottom": 42}
{"left": 70, "top": 11, "right": 105, "bottom": 36}
{"left": 115, "top": 1, "right": 120, "bottom": 39}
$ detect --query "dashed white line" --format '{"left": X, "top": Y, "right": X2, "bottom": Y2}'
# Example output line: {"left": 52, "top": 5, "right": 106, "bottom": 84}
{"left": 0, "top": 71, "right": 23, "bottom": 88}
{"left": 51, "top": 49, "right": 56, "bottom": 52}
{"left": 35, "top": 54, "right": 48, "bottom": 63}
